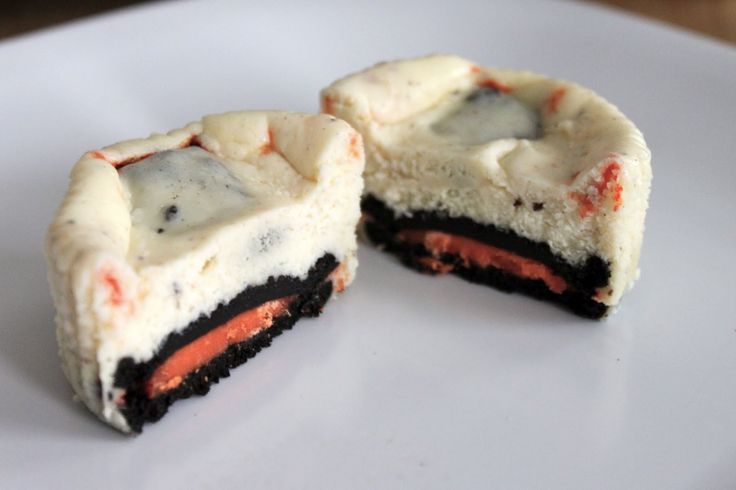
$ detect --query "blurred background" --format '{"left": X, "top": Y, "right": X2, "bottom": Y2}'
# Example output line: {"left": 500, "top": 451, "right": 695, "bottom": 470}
{"left": 1, "top": 0, "right": 735, "bottom": 44}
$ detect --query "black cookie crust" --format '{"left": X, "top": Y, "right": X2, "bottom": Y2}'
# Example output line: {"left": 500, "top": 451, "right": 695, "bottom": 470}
{"left": 362, "top": 195, "right": 609, "bottom": 319}
{"left": 114, "top": 254, "right": 337, "bottom": 433}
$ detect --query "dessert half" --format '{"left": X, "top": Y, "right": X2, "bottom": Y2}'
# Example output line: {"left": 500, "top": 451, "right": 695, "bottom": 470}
{"left": 322, "top": 55, "right": 651, "bottom": 318}
{"left": 45, "top": 111, "right": 365, "bottom": 433}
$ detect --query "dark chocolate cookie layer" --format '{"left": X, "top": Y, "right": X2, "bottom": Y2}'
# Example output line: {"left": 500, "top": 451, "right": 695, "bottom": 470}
{"left": 362, "top": 196, "right": 609, "bottom": 319}
{"left": 114, "top": 254, "right": 337, "bottom": 432}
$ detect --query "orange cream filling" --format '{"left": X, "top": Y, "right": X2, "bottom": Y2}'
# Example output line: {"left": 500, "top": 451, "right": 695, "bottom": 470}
{"left": 397, "top": 230, "right": 568, "bottom": 294}
{"left": 142, "top": 266, "right": 348, "bottom": 399}
{"left": 144, "top": 298, "right": 292, "bottom": 398}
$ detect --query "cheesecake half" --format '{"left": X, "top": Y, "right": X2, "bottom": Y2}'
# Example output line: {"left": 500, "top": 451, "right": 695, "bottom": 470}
{"left": 45, "top": 111, "right": 364, "bottom": 432}
{"left": 322, "top": 55, "right": 651, "bottom": 318}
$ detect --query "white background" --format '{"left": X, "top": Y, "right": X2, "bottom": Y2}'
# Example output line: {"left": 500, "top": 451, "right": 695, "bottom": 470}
{"left": 1, "top": 0, "right": 735, "bottom": 488}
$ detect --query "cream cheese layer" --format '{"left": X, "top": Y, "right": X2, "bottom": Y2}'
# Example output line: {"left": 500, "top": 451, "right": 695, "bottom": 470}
{"left": 119, "top": 145, "right": 313, "bottom": 267}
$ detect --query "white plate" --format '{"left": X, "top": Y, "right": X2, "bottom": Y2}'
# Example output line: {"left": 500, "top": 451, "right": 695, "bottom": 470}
{"left": 1, "top": 1, "right": 735, "bottom": 488}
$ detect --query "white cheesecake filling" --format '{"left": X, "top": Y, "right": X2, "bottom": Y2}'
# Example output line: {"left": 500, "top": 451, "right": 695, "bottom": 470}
{"left": 120, "top": 146, "right": 312, "bottom": 266}
{"left": 430, "top": 88, "right": 541, "bottom": 144}
{"left": 45, "top": 112, "right": 365, "bottom": 432}
{"left": 121, "top": 148, "right": 253, "bottom": 259}
{"left": 322, "top": 54, "right": 652, "bottom": 308}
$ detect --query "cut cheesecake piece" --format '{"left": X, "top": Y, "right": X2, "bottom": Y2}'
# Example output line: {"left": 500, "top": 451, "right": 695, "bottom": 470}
{"left": 45, "top": 111, "right": 364, "bottom": 432}
{"left": 322, "top": 55, "right": 652, "bottom": 318}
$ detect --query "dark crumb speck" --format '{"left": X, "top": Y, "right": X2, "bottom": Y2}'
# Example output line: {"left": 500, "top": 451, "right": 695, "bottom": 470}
{"left": 172, "top": 282, "right": 182, "bottom": 296}
{"left": 533, "top": 202, "right": 544, "bottom": 211}
{"left": 164, "top": 204, "right": 178, "bottom": 222}
{"left": 157, "top": 228, "right": 164, "bottom": 234}
{"left": 466, "top": 86, "right": 499, "bottom": 103}
{"left": 107, "top": 392, "right": 113, "bottom": 401}
{"left": 513, "top": 199, "right": 523, "bottom": 208}
{"left": 66, "top": 219, "right": 76, "bottom": 225}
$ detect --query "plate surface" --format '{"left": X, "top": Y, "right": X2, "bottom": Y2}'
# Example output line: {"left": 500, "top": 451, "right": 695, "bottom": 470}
{"left": 1, "top": 1, "right": 735, "bottom": 488}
